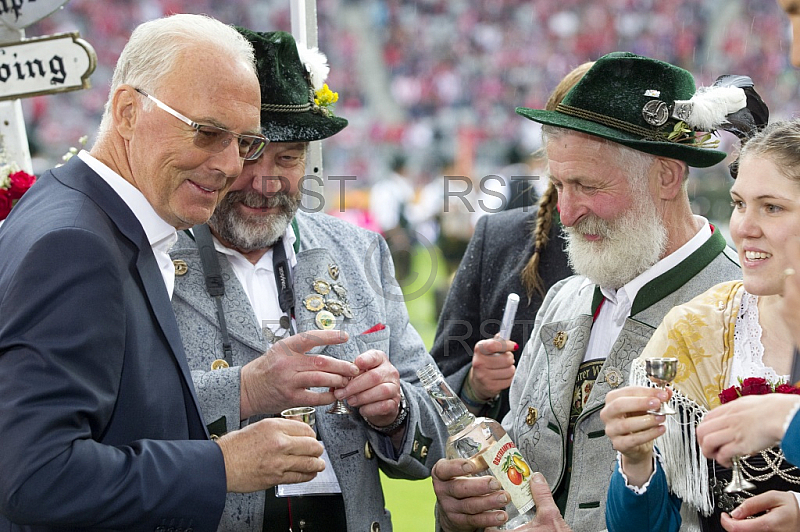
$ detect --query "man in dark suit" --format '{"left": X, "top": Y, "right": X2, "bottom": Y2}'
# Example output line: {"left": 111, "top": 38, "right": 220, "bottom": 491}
{"left": 0, "top": 14, "right": 333, "bottom": 531}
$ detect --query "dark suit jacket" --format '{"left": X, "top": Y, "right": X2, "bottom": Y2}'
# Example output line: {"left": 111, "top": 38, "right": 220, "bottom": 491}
{"left": 431, "top": 206, "right": 572, "bottom": 420}
{"left": 0, "top": 157, "right": 226, "bottom": 531}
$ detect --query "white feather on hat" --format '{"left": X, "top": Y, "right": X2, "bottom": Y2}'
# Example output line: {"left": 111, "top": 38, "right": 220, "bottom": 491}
{"left": 674, "top": 85, "right": 747, "bottom": 132}
{"left": 296, "top": 42, "right": 330, "bottom": 91}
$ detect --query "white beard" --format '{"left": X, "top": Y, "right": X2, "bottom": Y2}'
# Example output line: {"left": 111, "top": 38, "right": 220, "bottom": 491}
{"left": 209, "top": 190, "right": 301, "bottom": 252}
{"left": 564, "top": 193, "right": 668, "bottom": 290}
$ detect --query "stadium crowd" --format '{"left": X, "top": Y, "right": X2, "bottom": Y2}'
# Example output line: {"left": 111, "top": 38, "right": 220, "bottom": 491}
{"left": 18, "top": 0, "right": 800, "bottom": 238}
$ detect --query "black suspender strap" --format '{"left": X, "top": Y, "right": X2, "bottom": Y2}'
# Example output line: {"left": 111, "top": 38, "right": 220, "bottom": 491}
{"left": 194, "top": 224, "right": 235, "bottom": 367}
{"left": 271, "top": 234, "right": 295, "bottom": 335}
{"left": 193, "top": 224, "right": 297, "bottom": 367}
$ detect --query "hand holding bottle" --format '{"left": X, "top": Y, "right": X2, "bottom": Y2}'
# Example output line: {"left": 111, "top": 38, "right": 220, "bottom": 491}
{"left": 487, "top": 473, "right": 574, "bottom": 532}
{"left": 433, "top": 463, "right": 573, "bottom": 532}
{"left": 432, "top": 457, "right": 511, "bottom": 532}
{"left": 419, "top": 363, "right": 535, "bottom": 530}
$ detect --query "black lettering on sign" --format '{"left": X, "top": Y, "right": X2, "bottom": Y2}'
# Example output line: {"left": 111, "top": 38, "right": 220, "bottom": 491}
{"left": 0, "top": 50, "right": 66, "bottom": 86}
{"left": 49, "top": 54, "right": 64, "bottom": 83}
{"left": 0, "top": 0, "right": 34, "bottom": 22}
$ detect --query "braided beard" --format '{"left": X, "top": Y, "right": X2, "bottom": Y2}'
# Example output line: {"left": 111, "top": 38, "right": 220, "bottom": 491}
{"left": 563, "top": 191, "right": 667, "bottom": 290}
{"left": 209, "top": 190, "right": 301, "bottom": 252}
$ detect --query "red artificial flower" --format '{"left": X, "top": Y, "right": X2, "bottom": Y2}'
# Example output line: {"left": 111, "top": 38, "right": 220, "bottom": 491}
{"left": 7, "top": 170, "right": 35, "bottom": 200}
{"left": 775, "top": 383, "right": 800, "bottom": 395}
{"left": 0, "top": 189, "right": 11, "bottom": 220}
{"left": 719, "top": 378, "right": 800, "bottom": 404}
{"left": 719, "top": 386, "right": 740, "bottom": 404}
{"left": 740, "top": 377, "right": 772, "bottom": 396}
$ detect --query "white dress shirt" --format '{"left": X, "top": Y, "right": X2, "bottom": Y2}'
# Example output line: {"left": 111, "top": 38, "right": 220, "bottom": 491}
{"left": 78, "top": 151, "right": 178, "bottom": 298}
{"left": 212, "top": 225, "right": 298, "bottom": 338}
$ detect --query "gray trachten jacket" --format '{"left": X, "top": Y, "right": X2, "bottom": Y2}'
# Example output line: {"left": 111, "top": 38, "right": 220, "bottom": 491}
{"left": 505, "top": 229, "right": 740, "bottom": 532}
{"left": 171, "top": 211, "right": 446, "bottom": 532}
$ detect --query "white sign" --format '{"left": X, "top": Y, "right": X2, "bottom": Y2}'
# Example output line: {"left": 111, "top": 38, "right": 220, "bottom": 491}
{"left": 0, "top": 31, "right": 95, "bottom": 101}
{"left": 0, "top": 0, "right": 71, "bottom": 32}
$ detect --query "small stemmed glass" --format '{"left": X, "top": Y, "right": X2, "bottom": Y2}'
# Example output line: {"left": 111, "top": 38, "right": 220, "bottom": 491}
{"left": 725, "top": 456, "right": 756, "bottom": 493}
{"left": 645, "top": 357, "right": 678, "bottom": 415}
{"left": 326, "top": 338, "right": 355, "bottom": 415}
{"left": 326, "top": 332, "right": 372, "bottom": 415}
{"left": 645, "top": 358, "right": 754, "bottom": 492}
{"left": 327, "top": 389, "right": 351, "bottom": 415}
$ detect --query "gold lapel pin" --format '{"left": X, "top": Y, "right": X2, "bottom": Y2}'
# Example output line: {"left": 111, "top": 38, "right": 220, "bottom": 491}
{"left": 328, "top": 263, "right": 340, "bottom": 280}
{"left": 604, "top": 367, "right": 623, "bottom": 388}
{"left": 526, "top": 406, "right": 538, "bottom": 426}
{"left": 553, "top": 331, "right": 568, "bottom": 349}
{"left": 313, "top": 279, "right": 331, "bottom": 295}
{"left": 304, "top": 294, "right": 325, "bottom": 312}
{"left": 211, "top": 359, "right": 229, "bottom": 370}
{"left": 326, "top": 300, "right": 344, "bottom": 316}
{"left": 173, "top": 259, "right": 188, "bottom": 276}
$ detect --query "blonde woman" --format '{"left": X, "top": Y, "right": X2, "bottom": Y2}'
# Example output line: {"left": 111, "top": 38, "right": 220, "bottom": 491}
{"left": 603, "top": 120, "right": 800, "bottom": 532}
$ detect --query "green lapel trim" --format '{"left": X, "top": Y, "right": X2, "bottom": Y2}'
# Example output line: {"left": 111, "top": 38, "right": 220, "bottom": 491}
{"left": 630, "top": 229, "right": 728, "bottom": 316}
{"left": 184, "top": 228, "right": 196, "bottom": 241}
{"left": 291, "top": 217, "right": 300, "bottom": 253}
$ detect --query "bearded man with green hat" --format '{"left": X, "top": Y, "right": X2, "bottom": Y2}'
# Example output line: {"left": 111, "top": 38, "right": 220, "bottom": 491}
{"left": 170, "top": 29, "right": 446, "bottom": 532}
{"left": 431, "top": 52, "right": 767, "bottom": 532}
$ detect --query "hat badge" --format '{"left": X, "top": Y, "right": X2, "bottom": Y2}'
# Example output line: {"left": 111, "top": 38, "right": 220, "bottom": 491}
{"left": 642, "top": 99, "right": 669, "bottom": 127}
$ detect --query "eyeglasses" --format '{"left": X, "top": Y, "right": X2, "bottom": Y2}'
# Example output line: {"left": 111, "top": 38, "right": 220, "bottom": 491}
{"left": 135, "top": 88, "right": 268, "bottom": 161}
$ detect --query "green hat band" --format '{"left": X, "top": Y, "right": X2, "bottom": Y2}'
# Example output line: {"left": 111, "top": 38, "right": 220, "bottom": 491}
{"left": 556, "top": 103, "right": 666, "bottom": 141}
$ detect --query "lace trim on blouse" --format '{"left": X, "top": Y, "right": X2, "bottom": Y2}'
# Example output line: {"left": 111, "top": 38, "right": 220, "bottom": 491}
{"left": 731, "top": 291, "right": 788, "bottom": 385}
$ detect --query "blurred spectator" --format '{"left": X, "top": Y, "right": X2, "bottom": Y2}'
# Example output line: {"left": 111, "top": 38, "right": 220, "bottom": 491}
{"left": 369, "top": 153, "right": 417, "bottom": 279}
{"left": 475, "top": 143, "right": 542, "bottom": 216}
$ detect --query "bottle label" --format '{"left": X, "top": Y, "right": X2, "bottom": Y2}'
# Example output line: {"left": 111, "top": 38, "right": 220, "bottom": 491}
{"left": 485, "top": 434, "right": 535, "bottom": 513}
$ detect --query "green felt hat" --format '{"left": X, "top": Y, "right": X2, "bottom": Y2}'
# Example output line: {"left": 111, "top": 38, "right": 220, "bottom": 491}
{"left": 237, "top": 28, "right": 348, "bottom": 142}
{"left": 516, "top": 52, "right": 727, "bottom": 168}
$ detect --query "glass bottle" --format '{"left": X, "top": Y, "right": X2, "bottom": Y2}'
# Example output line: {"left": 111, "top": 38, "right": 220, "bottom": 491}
{"left": 417, "top": 363, "right": 536, "bottom": 530}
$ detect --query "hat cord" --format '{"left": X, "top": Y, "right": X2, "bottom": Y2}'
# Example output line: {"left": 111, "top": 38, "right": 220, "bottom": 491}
{"left": 556, "top": 103, "right": 669, "bottom": 141}
{"left": 261, "top": 102, "right": 312, "bottom": 113}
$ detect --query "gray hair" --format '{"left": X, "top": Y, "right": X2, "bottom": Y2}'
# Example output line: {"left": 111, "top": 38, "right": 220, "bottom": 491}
{"left": 97, "top": 14, "right": 256, "bottom": 137}
{"left": 543, "top": 126, "right": 689, "bottom": 191}
{"left": 739, "top": 120, "right": 800, "bottom": 183}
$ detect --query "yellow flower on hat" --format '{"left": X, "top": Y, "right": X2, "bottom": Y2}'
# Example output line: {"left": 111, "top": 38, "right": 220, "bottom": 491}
{"left": 315, "top": 83, "right": 338, "bottom": 106}
{"left": 313, "top": 84, "right": 339, "bottom": 117}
